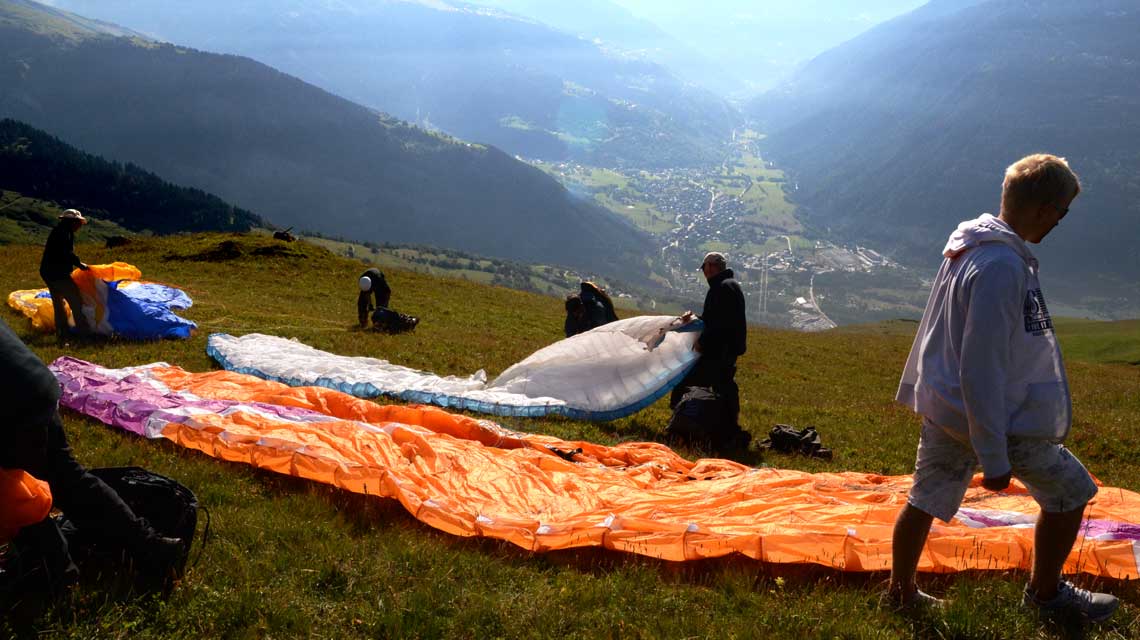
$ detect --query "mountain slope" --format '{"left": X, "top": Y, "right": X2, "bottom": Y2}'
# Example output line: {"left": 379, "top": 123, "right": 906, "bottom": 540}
{"left": 0, "top": 2, "right": 657, "bottom": 278}
{"left": 461, "top": 0, "right": 743, "bottom": 99}
{"left": 1, "top": 118, "right": 261, "bottom": 234}
{"left": 751, "top": 0, "right": 1140, "bottom": 290}
{"left": 43, "top": 0, "right": 740, "bottom": 169}
{"left": 0, "top": 0, "right": 139, "bottom": 39}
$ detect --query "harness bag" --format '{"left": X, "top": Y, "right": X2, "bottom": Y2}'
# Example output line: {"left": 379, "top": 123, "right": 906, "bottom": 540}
{"left": 371, "top": 307, "right": 420, "bottom": 333}
{"left": 65, "top": 467, "right": 201, "bottom": 579}
{"left": 665, "top": 386, "right": 728, "bottom": 443}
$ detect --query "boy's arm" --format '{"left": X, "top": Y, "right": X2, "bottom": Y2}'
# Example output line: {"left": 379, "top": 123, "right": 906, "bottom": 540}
{"left": 959, "top": 261, "right": 1024, "bottom": 484}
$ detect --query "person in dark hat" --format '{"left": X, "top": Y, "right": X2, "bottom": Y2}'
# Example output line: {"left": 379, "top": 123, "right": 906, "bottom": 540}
{"left": 39, "top": 209, "right": 92, "bottom": 340}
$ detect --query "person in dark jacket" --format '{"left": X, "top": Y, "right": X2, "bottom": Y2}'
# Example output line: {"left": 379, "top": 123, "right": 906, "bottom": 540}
{"left": 671, "top": 252, "right": 748, "bottom": 437}
{"left": 0, "top": 318, "right": 184, "bottom": 577}
{"left": 579, "top": 281, "right": 619, "bottom": 328}
{"left": 39, "top": 209, "right": 93, "bottom": 339}
{"left": 564, "top": 294, "right": 591, "bottom": 337}
{"left": 357, "top": 268, "right": 392, "bottom": 328}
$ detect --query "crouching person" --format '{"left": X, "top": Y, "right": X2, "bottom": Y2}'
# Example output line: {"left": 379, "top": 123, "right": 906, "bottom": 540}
{"left": 888, "top": 154, "right": 1117, "bottom": 623}
{"left": 357, "top": 268, "right": 391, "bottom": 328}
{"left": 0, "top": 318, "right": 185, "bottom": 588}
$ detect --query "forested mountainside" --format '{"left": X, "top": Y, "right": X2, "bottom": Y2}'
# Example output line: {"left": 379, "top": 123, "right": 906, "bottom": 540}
{"left": 1, "top": 119, "right": 261, "bottom": 234}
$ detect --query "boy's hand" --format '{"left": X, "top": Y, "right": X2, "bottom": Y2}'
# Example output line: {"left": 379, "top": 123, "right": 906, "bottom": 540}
{"left": 982, "top": 471, "right": 1012, "bottom": 492}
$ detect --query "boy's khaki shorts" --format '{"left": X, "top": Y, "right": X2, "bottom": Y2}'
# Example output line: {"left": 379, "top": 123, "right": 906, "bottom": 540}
{"left": 908, "top": 418, "right": 1098, "bottom": 523}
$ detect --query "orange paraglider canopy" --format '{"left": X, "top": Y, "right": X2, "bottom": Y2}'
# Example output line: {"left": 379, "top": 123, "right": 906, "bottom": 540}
{"left": 50, "top": 357, "right": 1140, "bottom": 578}
{"left": 0, "top": 470, "right": 52, "bottom": 544}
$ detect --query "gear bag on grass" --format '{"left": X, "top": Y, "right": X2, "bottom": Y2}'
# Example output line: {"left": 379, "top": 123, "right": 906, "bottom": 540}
{"left": 371, "top": 307, "right": 420, "bottom": 333}
{"left": 760, "top": 424, "right": 833, "bottom": 460}
{"left": 665, "top": 386, "right": 748, "bottom": 452}
{"left": 61, "top": 467, "right": 203, "bottom": 578}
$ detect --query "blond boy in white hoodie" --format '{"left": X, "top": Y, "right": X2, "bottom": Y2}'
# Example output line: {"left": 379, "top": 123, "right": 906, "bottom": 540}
{"left": 887, "top": 154, "right": 1118, "bottom": 622}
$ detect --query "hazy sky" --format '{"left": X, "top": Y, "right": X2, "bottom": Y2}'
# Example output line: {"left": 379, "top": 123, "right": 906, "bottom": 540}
{"left": 608, "top": 0, "right": 928, "bottom": 90}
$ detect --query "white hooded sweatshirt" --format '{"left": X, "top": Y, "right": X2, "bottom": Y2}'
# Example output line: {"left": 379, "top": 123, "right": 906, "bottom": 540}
{"left": 896, "top": 214, "right": 1071, "bottom": 479}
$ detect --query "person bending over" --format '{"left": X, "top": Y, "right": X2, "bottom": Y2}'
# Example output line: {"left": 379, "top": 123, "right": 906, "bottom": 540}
{"left": 357, "top": 268, "right": 391, "bottom": 328}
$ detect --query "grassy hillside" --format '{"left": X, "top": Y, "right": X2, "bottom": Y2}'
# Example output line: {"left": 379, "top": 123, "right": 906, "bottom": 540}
{"left": 1, "top": 234, "right": 1137, "bottom": 639}
{"left": 0, "top": 189, "right": 134, "bottom": 245}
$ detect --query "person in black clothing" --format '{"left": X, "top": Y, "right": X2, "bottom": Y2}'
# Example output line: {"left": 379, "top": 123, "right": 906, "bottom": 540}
{"left": 39, "top": 209, "right": 93, "bottom": 339}
{"left": 357, "top": 268, "right": 391, "bottom": 328}
{"left": 564, "top": 294, "right": 590, "bottom": 337}
{"left": 579, "top": 281, "right": 618, "bottom": 328}
{"left": 671, "top": 252, "right": 748, "bottom": 439}
{"left": 0, "top": 318, "right": 184, "bottom": 579}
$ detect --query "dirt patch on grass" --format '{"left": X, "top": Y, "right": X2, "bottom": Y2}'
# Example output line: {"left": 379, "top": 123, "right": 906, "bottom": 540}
{"left": 166, "top": 239, "right": 308, "bottom": 262}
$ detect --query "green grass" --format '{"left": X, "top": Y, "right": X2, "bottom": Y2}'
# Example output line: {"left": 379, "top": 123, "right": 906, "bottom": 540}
{"left": 2, "top": 235, "right": 1138, "bottom": 639}
{"left": 534, "top": 164, "right": 675, "bottom": 235}
{"left": 1054, "top": 318, "right": 1140, "bottom": 365}
{"left": 1, "top": 190, "right": 135, "bottom": 246}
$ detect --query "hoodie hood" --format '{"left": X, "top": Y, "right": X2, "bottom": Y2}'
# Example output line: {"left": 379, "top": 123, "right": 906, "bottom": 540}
{"left": 942, "top": 214, "right": 1037, "bottom": 268}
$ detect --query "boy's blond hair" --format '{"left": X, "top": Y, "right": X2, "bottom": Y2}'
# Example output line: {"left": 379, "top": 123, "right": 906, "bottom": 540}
{"left": 1001, "top": 154, "right": 1081, "bottom": 215}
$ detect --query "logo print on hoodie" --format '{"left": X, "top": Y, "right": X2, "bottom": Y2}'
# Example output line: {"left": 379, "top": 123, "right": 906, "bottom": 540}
{"left": 1024, "top": 289, "right": 1053, "bottom": 335}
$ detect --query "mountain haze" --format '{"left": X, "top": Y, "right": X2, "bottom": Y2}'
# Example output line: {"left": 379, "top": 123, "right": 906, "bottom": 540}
{"left": 42, "top": 0, "right": 740, "bottom": 169}
{"left": 611, "top": 0, "right": 928, "bottom": 95}
{"left": 0, "top": 0, "right": 657, "bottom": 279}
{"left": 462, "top": 0, "right": 744, "bottom": 100}
{"left": 751, "top": 0, "right": 1140, "bottom": 310}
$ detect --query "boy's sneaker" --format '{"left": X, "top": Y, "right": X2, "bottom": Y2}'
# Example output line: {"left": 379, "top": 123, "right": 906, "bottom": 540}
{"left": 1023, "top": 580, "right": 1119, "bottom": 623}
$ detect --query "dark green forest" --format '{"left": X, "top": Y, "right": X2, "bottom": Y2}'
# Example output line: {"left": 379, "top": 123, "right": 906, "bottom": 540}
{"left": 0, "top": 118, "right": 262, "bottom": 233}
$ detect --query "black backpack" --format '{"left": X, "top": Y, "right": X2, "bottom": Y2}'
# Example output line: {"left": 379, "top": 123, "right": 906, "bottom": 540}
{"left": 759, "top": 424, "right": 833, "bottom": 460}
{"left": 666, "top": 386, "right": 725, "bottom": 443}
{"left": 61, "top": 467, "right": 206, "bottom": 590}
{"left": 371, "top": 307, "right": 420, "bottom": 333}
{"left": 1, "top": 467, "right": 204, "bottom": 608}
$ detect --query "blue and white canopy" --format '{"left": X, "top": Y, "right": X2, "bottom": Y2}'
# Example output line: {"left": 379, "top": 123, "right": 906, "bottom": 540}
{"left": 207, "top": 315, "right": 701, "bottom": 420}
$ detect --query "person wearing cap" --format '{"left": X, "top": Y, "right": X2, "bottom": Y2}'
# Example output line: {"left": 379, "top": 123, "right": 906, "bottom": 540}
{"left": 672, "top": 251, "right": 748, "bottom": 438}
{"left": 39, "top": 209, "right": 93, "bottom": 339}
{"left": 357, "top": 267, "right": 392, "bottom": 328}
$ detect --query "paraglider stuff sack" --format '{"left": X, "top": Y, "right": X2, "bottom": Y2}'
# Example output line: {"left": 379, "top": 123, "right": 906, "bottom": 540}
{"left": 665, "top": 386, "right": 728, "bottom": 442}
{"left": 86, "top": 467, "right": 198, "bottom": 576}
{"left": 371, "top": 307, "right": 419, "bottom": 333}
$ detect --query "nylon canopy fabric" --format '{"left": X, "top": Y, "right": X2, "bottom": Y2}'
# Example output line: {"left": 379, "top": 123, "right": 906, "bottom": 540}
{"left": 51, "top": 357, "right": 1140, "bottom": 577}
{"left": 7, "top": 262, "right": 196, "bottom": 339}
{"left": 0, "top": 470, "right": 52, "bottom": 544}
{"left": 207, "top": 315, "right": 701, "bottom": 420}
